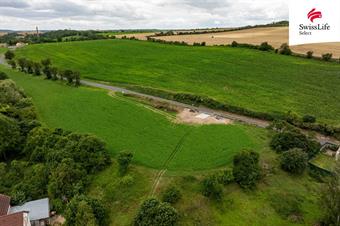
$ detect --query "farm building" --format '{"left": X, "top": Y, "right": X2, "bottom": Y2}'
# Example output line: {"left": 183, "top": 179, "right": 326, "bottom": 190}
{"left": 0, "top": 194, "right": 50, "bottom": 226}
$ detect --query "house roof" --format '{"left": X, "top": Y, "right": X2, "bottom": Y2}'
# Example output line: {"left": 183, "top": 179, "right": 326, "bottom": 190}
{"left": 0, "top": 211, "right": 26, "bottom": 226}
{"left": 9, "top": 198, "right": 49, "bottom": 221}
{"left": 0, "top": 194, "right": 10, "bottom": 216}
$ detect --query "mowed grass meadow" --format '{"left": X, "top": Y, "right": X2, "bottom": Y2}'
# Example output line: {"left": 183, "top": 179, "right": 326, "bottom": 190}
{"left": 15, "top": 39, "right": 340, "bottom": 125}
{"left": 2, "top": 65, "right": 268, "bottom": 171}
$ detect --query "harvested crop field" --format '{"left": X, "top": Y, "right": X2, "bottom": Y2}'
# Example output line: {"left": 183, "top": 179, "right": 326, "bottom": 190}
{"left": 155, "top": 27, "right": 340, "bottom": 57}
{"left": 115, "top": 32, "right": 155, "bottom": 40}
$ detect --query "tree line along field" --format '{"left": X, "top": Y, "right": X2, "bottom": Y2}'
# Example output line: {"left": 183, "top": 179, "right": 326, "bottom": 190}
{"left": 1, "top": 65, "right": 267, "bottom": 171}
{"left": 15, "top": 39, "right": 340, "bottom": 126}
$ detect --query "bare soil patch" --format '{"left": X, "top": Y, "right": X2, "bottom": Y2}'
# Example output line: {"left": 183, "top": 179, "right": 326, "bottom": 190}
{"left": 176, "top": 108, "right": 233, "bottom": 125}
{"left": 155, "top": 27, "right": 340, "bottom": 58}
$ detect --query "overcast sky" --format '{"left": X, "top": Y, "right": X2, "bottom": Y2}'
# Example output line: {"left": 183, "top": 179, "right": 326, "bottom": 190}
{"left": 0, "top": 0, "right": 288, "bottom": 30}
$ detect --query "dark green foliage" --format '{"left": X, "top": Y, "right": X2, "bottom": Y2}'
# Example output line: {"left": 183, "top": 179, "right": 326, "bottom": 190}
{"left": 0, "top": 72, "right": 8, "bottom": 80}
{"left": 280, "top": 149, "right": 308, "bottom": 174}
{"left": 4, "top": 50, "right": 15, "bottom": 60}
{"left": 161, "top": 186, "right": 182, "bottom": 204}
{"left": 32, "top": 62, "right": 41, "bottom": 76}
{"left": 117, "top": 151, "right": 133, "bottom": 176}
{"left": 215, "top": 169, "right": 234, "bottom": 185}
{"left": 65, "top": 195, "right": 107, "bottom": 226}
{"left": 133, "top": 198, "right": 179, "bottom": 226}
{"left": 7, "top": 60, "right": 16, "bottom": 69}
{"left": 48, "top": 158, "right": 87, "bottom": 200}
{"left": 0, "top": 114, "right": 21, "bottom": 160}
{"left": 270, "top": 131, "right": 320, "bottom": 159}
{"left": 259, "top": 42, "right": 274, "bottom": 51}
{"left": 306, "top": 51, "right": 313, "bottom": 59}
{"left": 278, "top": 43, "right": 292, "bottom": 55}
{"left": 320, "top": 164, "right": 340, "bottom": 226}
{"left": 17, "top": 58, "right": 27, "bottom": 72}
{"left": 41, "top": 58, "right": 51, "bottom": 68}
{"left": 270, "top": 192, "right": 303, "bottom": 221}
{"left": 231, "top": 41, "right": 238, "bottom": 47}
{"left": 233, "top": 150, "right": 261, "bottom": 189}
{"left": 201, "top": 175, "right": 223, "bottom": 201}
{"left": 322, "top": 53, "right": 332, "bottom": 61}
{"left": 25, "top": 127, "right": 111, "bottom": 172}
{"left": 302, "top": 115, "right": 316, "bottom": 123}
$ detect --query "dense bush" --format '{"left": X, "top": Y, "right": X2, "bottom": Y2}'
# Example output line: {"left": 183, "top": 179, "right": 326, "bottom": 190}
{"left": 306, "top": 51, "right": 314, "bottom": 59}
{"left": 117, "top": 151, "right": 133, "bottom": 176}
{"left": 162, "top": 186, "right": 182, "bottom": 204}
{"left": 4, "top": 50, "right": 15, "bottom": 60}
{"left": 65, "top": 195, "right": 107, "bottom": 226}
{"left": 134, "top": 198, "right": 179, "bottom": 226}
{"left": 280, "top": 149, "right": 308, "bottom": 174}
{"left": 278, "top": 43, "right": 292, "bottom": 55}
{"left": 201, "top": 175, "right": 223, "bottom": 201}
{"left": 259, "top": 42, "right": 274, "bottom": 51}
{"left": 0, "top": 72, "right": 8, "bottom": 80}
{"left": 215, "top": 169, "right": 234, "bottom": 185}
{"left": 322, "top": 53, "right": 333, "bottom": 61}
{"left": 302, "top": 115, "right": 316, "bottom": 123}
{"left": 233, "top": 150, "right": 261, "bottom": 189}
{"left": 231, "top": 41, "right": 238, "bottom": 47}
{"left": 270, "top": 131, "right": 320, "bottom": 159}
{"left": 0, "top": 114, "right": 21, "bottom": 160}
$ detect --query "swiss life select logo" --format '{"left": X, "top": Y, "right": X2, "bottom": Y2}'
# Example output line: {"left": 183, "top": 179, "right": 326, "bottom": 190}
{"left": 289, "top": 0, "right": 340, "bottom": 45}
{"left": 298, "top": 8, "right": 330, "bottom": 36}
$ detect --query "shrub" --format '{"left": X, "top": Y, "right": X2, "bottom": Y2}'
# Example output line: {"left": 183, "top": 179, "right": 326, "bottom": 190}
{"left": 278, "top": 43, "right": 292, "bottom": 55}
{"left": 0, "top": 72, "right": 8, "bottom": 80}
{"left": 4, "top": 50, "right": 15, "bottom": 60}
{"left": 322, "top": 53, "right": 332, "bottom": 61}
{"left": 280, "top": 149, "right": 308, "bottom": 174}
{"left": 7, "top": 60, "right": 16, "bottom": 69}
{"left": 161, "top": 186, "right": 182, "bottom": 204}
{"left": 302, "top": 115, "right": 316, "bottom": 123}
{"left": 233, "top": 150, "right": 261, "bottom": 189}
{"left": 215, "top": 169, "right": 234, "bottom": 185}
{"left": 231, "top": 41, "right": 238, "bottom": 47}
{"left": 117, "top": 151, "right": 133, "bottom": 176}
{"left": 202, "top": 175, "right": 223, "bottom": 201}
{"left": 259, "top": 42, "right": 274, "bottom": 51}
{"left": 306, "top": 51, "right": 313, "bottom": 59}
{"left": 133, "top": 198, "right": 179, "bottom": 226}
{"left": 270, "top": 131, "right": 320, "bottom": 159}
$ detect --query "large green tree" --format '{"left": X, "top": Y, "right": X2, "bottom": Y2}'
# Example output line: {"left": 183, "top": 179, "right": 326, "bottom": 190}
{"left": 233, "top": 150, "right": 261, "bottom": 189}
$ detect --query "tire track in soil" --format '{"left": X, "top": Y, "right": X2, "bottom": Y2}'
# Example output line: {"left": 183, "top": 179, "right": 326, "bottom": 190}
{"left": 150, "top": 130, "right": 192, "bottom": 196}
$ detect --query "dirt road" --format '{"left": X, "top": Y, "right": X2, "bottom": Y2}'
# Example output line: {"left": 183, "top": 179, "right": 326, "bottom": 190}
{"left": 81, "top": 80, "right": 270, "bottom": 128}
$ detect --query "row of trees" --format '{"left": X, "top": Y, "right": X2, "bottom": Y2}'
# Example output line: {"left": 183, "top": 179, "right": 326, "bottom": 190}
{"left": 0, "top": 75, "right": 111, "bottom": 225}
{"left": 5, "top": 51, "right": 81, "bottom": 86}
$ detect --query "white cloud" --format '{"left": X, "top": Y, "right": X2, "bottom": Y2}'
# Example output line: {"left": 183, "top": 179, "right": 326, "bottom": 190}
{"left": 0, "top": 0, "right": 288, "bottom": 30}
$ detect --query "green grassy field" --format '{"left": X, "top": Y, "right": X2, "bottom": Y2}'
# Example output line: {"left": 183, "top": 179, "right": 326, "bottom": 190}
{"left": 2, "top": 65, "right": 267, "bottom": 171}
{"left": 15, "top": 39, "right": 340, "bottom": 125}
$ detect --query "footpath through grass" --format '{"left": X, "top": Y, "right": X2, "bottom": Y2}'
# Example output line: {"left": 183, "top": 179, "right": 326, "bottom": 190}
{"left": 3, "top": 65, "right": 267, "bottom": 171}
{"left": 15, "top": 39, "right": 340, "bottom": 125}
